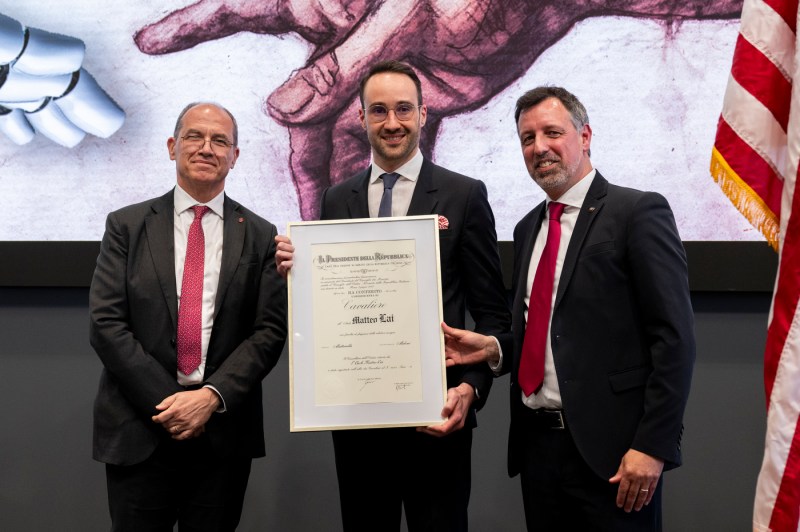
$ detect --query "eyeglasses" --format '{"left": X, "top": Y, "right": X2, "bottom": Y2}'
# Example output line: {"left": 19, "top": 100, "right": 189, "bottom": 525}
{"left": 180, "top": 133, "right": 234, "bottom": 152}
{"left": 364, "top": 103, "right": 419, "bottom": 123}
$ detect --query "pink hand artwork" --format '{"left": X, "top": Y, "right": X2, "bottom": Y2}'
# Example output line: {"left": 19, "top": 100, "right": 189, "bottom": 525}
{"left": 135, "top": 0, "right": 743, "bottom": 220}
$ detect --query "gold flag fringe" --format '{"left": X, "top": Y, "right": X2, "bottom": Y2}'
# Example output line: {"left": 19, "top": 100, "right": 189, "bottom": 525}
{"left": 710, "top": 147, "right": 779, "bottom": 251}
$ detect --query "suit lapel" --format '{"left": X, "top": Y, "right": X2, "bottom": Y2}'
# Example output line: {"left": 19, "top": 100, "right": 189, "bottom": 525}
{"left": 513, "top": 205, "right": 545, "bottom": 307}
{"left": 145, "top": 190, "right": 178, "bottom": 328}
{"left": 407, "top": 159, "right": 439, "bottom": 215}
{"left": 511, "top": 204, "right": 545, "bottom": 367}
{"left": 214, "top": 195, "right": 245, "bottom": 319}
{"left": 346, "top": 168, "right": 371, "bottom": 219}
{"left": 348, "top": 160, "right": 440, "bottom": 218}
{"left": 554, "top": 172, "right": 608, "bottom": 308}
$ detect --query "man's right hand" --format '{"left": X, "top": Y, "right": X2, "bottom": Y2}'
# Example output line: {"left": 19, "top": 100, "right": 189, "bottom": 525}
{"left": 275, "top": 235, "right": 295, "bottom": 278}
{"left": 152, "top": 388, "right": 220, "bottom": 440}
{"left": 441, "top": 322, "right": 499, "bottom": 368}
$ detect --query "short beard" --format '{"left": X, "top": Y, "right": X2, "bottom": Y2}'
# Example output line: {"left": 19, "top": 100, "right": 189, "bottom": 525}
{"left": 530, "top": 156, "right": 581, "bottom": 197}
{"left": 532, "top": 168, "right": 569, "bottom": 196}
{"left": 371, "top": 126, "right": 419, "bottom": 168}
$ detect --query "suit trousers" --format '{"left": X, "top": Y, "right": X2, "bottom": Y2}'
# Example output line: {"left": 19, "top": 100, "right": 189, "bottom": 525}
{"left": 518, "top": 410, "right": 662, "bottom": 532}
{"left": 332, "top": 426, "right": 472, "bottom": 532}
{"left": 105, "top": 434, "right": 252, "bottom": 532}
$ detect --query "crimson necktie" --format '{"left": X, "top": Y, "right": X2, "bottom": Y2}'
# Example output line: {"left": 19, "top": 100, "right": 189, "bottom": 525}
{"left": 177, "top": 205, "right": 209, "bottom": 375}
{"left": 378, "top": 172, "right": 400, "bottom": 217}
{"left": 518, "top": 202, "right": 565, "bottom": 396}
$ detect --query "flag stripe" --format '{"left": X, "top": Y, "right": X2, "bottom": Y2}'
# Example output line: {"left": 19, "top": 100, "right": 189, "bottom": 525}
{"left": 721, "top": 75, "right": 788, "bottom": 185}
{"left": 765, "top": 161, "right": 800, "bottom": 402}
{"left": 771, "top": 408, "right": 800, "bottom": 530}
{"left": 741, "top": 0, "right": 797, "bottom": 79}
{"left": 764, "top": 287, "right": 800, "bottom": 407}
{"left": 714, "top": 118, "right": 783, "bottom": 219}
{"left": 731, "top": 36, "right": 791, "bottom": 132}
{"left": 714, "top": 1, "right": 800, "bottom": 530}
{"left": 764, "top": 0, "right": 799, "bottom": 32}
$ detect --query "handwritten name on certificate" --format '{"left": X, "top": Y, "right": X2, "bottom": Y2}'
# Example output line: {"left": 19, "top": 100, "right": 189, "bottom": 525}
{"left": 311, "top": 239, "right": 422, "bottom": 406}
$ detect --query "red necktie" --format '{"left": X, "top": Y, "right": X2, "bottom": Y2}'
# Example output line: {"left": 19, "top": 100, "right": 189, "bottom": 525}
{"left": 519, "top": 202, "right": 565, "bottom": 396}
{"left": 177, "top": 205, "right": 209, "bottom": 375}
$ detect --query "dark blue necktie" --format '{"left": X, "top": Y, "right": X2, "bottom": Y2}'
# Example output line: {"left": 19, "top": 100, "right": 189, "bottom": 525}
{"left": 378, "top": 172, "right": 401, "bottom": 217}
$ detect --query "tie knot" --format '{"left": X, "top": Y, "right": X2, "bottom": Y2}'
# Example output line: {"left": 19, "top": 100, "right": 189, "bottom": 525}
{"left": 192, "top": 205, "right": 210, "bottom": 220}
{"left": 548, "top": 202, "right": 565, "bottom": 221}
{"left": 381, "top": 172, "right": 400, "bottom": 190}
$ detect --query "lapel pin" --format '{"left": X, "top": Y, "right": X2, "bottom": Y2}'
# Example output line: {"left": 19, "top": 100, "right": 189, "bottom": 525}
{"left": 588, "top": 207, "right": 596, "bottom": 213}
{"left": 238, "top": 217, "right": 244, "bottom": 223}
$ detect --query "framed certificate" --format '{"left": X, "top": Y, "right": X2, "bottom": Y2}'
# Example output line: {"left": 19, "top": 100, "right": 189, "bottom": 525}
{"left": 287, "top": 215, "right": 447, "bottom": 432}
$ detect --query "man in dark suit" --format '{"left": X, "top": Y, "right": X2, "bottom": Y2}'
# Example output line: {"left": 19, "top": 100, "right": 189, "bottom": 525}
{"left": 442, "top": 86, "right": 695, "bottom": 531}
{"left": 275, "top": 60, "right": 510, "bottom": 531}
{"left": 90, "top": 102, "right": 287, "bottom": 531}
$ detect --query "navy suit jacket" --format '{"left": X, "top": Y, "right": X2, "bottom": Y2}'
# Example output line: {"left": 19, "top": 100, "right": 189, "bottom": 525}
{"left": 90, "top": 190, "right": 287, "bottom": 466}
{"left": 320, "top": 159, "right": 511, "bottom": 420}
{"left": 500, "top": 172, "right": 695, "bottom": 479}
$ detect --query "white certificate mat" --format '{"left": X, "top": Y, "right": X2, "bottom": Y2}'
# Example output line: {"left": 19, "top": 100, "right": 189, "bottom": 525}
{"left": 288, "top": 216, "right": 446, "bottom": 431}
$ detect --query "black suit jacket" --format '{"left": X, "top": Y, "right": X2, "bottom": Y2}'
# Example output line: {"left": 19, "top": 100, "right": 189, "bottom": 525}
{"left": 501, "top": 172, "right": 695, "bottom": 479}
{"left": 320, "top": 159, "right": 510, "bottom": 420}
{"left": 90, "top": 190, "right": 287, "bottom": 466}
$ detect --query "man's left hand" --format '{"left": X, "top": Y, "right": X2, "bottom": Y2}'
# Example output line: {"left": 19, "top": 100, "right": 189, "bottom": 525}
{"left": 442, "top": 322, "right": 499, "bottom": 367}
{"left": 152, "top": 388, "right": 221, "bottom": 440}
{"left": 417, "top": 383, "right": 474, "bottom": 437}
{"left": 608, "top": 449, "right": 664, "bottom": 512}
{"left": 274, "top": 235, "right": 295, "bottom": 278}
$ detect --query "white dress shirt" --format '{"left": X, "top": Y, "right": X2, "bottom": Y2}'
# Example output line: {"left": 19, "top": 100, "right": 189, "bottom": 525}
{"left": 367, "top": 149, "right": 423, "bottom": 217}
{"left": 489, "top": 170, "right": 597, "bottom": 406}
{"left": 173, "top": 184, "right": 224, "bottom": 386}
{"left": 521, "top": 169, "right": 596, "bottom": 410}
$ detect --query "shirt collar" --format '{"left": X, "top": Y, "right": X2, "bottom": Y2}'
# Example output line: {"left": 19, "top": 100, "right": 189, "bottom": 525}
{"left": 369, "top": 149, "right": 423, "bottom": 184}
{"left": 174, "top": 184, "right": 225, "bottom": 218}
{"left": 546, "top": 168, "right": 596, "bottom": 210}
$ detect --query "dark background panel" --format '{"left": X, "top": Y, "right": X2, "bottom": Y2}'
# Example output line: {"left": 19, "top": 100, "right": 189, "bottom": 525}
{"left": 0, "top": 287, "right": 770, "bottom": 531}
{"left": 0, "top": 241, "right": 779, "bottom": 291}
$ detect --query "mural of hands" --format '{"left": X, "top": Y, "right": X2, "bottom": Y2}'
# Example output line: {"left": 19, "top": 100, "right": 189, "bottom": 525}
{"left": 0, "top": 13, "right": 124, "bottom": 147}
{"left": 136, "top": 0, "right": 743, "bottom": 220}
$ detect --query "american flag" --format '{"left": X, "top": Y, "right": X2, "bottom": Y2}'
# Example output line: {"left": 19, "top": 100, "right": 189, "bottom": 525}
{"left": 711, "top": 0, "right": 800, "bottom": 530}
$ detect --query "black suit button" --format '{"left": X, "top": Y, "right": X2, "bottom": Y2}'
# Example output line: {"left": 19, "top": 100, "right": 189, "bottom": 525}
{"left": 170, "top": 338, "right": 176, "bottom": 347}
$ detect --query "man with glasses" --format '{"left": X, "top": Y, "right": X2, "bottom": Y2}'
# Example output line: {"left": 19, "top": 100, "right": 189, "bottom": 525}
{"left": 276, "top": 60, "right": 510, "bottom": 531}
{"left": 90, "top": 102, "right": 287, "bottom": 531}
